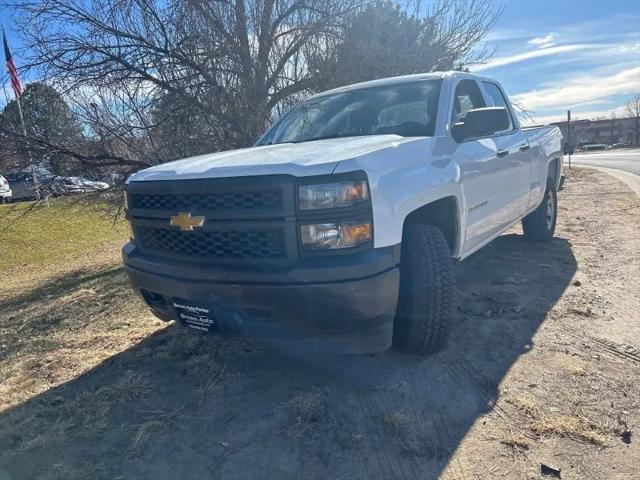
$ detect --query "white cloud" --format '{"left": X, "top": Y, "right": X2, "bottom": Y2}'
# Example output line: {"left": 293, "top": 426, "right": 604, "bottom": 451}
{"left": 484, "top": 28, "right": 529, "bottom": 42}
{"left": 528, "top": 33, "right": 558, "bottom": 48}
{"left": 512, "top": 66, "right": 640, "bottom": 111}
{"left": 474, "top": 44, "right": 599, "bottom": 71}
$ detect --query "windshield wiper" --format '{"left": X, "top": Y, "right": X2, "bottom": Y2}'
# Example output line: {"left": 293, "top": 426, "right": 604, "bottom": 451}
{"left": 288, "top": 133, "right": 380, "bottom": 144}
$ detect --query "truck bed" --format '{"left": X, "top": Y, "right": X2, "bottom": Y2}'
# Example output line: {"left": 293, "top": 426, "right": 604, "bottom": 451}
{"left": 523, "top": 125, "right": 562, "bottom": 159}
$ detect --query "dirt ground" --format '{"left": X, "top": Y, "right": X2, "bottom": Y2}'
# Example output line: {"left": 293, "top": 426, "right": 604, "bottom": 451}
{"left": 0, "top": 168, "right": 638, "bottom": 480}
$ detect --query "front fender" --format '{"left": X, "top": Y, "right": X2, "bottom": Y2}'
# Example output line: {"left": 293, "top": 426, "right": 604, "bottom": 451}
{"left": 334, "top": 137, "right": 465, "bottom": 254}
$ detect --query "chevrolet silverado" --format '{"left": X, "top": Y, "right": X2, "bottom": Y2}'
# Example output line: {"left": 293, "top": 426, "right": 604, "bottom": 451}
{"left": 123, "top": 71, "right": 562, "bottom": 355}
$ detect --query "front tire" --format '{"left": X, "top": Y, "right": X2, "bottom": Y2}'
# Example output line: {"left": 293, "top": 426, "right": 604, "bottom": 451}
{"left": 522, "top": 182, "right": 557, "bottom": 242}
{"left": 393, "top": 224, "right": 455, "bottom": 355}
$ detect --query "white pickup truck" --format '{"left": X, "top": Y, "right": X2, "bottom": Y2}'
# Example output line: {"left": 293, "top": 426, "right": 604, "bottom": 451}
{"left": 123, "top": 71, "right": 562, "bottom": 355}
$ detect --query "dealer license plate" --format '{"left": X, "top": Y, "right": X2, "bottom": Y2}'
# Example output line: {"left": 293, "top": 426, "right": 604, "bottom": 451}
{"left": 173, "top": 300, "right": 217, "bottom": 332}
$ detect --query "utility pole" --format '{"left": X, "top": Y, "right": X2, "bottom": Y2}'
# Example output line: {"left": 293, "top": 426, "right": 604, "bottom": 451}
{"left": 567, "top": 110, "right": 572, "bottom": 171}
{"left": 610, "top": 113, "right": 616, "bottom": 146}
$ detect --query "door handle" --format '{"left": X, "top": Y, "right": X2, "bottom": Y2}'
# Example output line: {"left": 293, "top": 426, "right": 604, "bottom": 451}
{"left": 497, "top": 150, "right": 509, "bottom": 158}
{"left": 519, "top": 144, "right": 530, "bottom": 152}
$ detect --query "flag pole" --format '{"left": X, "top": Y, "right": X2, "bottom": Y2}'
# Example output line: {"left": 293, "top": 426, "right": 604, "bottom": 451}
{"left": 15, "top": 94, "right": 43, "bottom": 202}
{"left": 2, "top": 26, "right": 45, "bottom": 204}
{"left": 1, "top": 75, "right": 9, "bottom": 105}
{"left": 2, "top": 79, "right": 9, "bottom": 107}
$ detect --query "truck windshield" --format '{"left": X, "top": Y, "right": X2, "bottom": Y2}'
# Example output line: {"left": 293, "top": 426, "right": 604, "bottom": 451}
{"left": 259, "top": 80, "right": 442, "bottom": 145}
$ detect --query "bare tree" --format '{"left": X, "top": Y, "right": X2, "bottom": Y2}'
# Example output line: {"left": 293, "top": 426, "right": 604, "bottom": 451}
{"left": 625, "top": 94, "right": 639, "bottom": 147}
{"left": 508, "top": 98, "right": 535, "bottom": 125}
{"left": 310, "top": 0, "right": 501, "bottom": 90}
{"left": 1, "top": 0, "right": 500, "bottom": 191}
{"left": 4, "top": 0, "right": 361, "bottom": 145}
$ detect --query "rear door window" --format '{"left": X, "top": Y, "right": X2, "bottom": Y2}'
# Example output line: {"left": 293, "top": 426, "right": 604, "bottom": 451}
{"left": 482, "top": 82, "right": 514, "bottom": 132}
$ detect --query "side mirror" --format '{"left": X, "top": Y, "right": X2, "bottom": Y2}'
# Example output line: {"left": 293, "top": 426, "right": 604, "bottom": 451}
{"left": 453, "top": 107, "right": 510, "bottom": 142}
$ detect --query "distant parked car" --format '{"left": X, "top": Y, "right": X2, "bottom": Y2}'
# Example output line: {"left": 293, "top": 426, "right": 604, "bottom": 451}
{"left": 52, "top": 176, "right": 85, "bottom": 195}
{"left": 582, "top": 144, "right": 608, "bottom": 151}
{"left": 77, "top": 177, "right": 110, "bottom": 191}
{"left": 0, "top": 175, "right": 12, "bottom": 203}
{"left": 5, "top": 171, "right": 54, "bottom": 201}
{"left": 53, "top": 176, "right": 110, "bottom": 196}
{"left": 610, "top": 143, "right": 629, "bottom": 149}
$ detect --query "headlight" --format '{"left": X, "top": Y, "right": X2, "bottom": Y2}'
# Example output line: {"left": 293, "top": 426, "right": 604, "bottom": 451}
{"left": 299, "top": 180, "right": 368, "bottom": 210}
{"left": 300, "top": 221, "right": 372, "bottom": 250}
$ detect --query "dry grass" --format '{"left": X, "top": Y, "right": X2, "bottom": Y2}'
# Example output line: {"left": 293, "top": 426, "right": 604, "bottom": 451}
{"left": 287, "top": 389, "right": 326, "bottom": 425}
{"left": 383, "top": 411, "right": 412, "bottom": 436}
{"left": 531, "top": 415, "right": 609, "bottom": 446}
{"left": 0, "top": 197, "right": 128, "bottom": 271}
{"left": 131, "top": 420, "right": 167, "bottom": 450}
{"left": 507, "top": 392, "right": 610, "bottom": 446}
{"left": 195, "top": 365, "right": 230, "bottom": 400}
{"left": 0, "top": 263, "right": 164, "bottom": 411}
{"left": 509, "top": 393, "right": 540, "bottom": 416}
{"left": 35, "top": 462, "right": 96, "bottom": 480}
{"left": 0, "top": 168, "right": 638, "bottom": 479}
{"left": 499, "top": 434, "right": 530, "bottom": 451}
{"left": 5, "top": 368, "right": 155, "bottom": 455}
{"left": 284, "top": 388, "right": 329, "bottom": 439}
{"left": 564, "top": 359, "right": 587, "bottom": 377}
{"left": 0, "top": 196, "right": 129, "bottom": 305}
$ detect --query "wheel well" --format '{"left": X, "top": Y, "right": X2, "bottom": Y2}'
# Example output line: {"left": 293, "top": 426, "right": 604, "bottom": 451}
{"left": 548, "top": 158, "right": 560, "bottom": 185}
{"left": 403, "top": 196, "right": 458, "bottom": 253}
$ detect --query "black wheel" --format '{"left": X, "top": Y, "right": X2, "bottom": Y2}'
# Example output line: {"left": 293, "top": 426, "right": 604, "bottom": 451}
{"left": 393, "top": 224, "right": 455, "bottom": 355}
{"left": 522, "top": 181, "right": 557, "bottom": 242}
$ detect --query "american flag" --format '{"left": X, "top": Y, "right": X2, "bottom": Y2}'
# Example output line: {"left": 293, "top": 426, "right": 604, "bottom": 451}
{"left": 3, "top": 29, "right": 23, "bottom": 99}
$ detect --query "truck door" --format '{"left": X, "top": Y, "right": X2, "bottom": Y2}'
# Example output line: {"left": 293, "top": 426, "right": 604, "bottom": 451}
{"left": 481, "top": 81, "right": 532, "bottom": 217}
{"left": 451, "top": 79, "right": 508, "bottom": 254}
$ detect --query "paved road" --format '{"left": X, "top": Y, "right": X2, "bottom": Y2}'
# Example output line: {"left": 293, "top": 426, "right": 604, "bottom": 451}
{"left": 565, "top": 149, "right": 640, "bottom": 175}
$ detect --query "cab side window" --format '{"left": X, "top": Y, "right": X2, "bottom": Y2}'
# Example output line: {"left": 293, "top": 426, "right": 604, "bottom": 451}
{"left": 451, "top": 80, "right": 486, "bottom": 124}
{"left": 482, "top": 82, "right": 514, "bottom": 131}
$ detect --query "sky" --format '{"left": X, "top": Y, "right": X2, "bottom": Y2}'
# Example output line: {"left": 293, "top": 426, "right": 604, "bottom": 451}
{"left": 1, "top": 0, "right": 640, "bottom": 125}
{"left": 474, "top": 0, "right": 640, "bottom": 124}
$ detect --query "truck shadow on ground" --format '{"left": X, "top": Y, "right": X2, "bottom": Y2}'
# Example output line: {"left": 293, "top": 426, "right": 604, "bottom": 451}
{"left": 0, "top": 233, "right": 577, "bottom": 480}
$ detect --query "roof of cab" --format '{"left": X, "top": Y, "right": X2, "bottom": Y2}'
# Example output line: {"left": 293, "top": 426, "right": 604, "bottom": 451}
{"left": 307, "top": 71, "right": 478, "bottom": 100}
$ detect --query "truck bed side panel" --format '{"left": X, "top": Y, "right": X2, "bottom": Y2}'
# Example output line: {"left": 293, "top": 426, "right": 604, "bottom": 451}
{"left": 523, "top": 126, "right": 563, "bottom": 211}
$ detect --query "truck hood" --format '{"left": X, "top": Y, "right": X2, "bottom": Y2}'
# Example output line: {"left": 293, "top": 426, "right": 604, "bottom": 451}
{"left": 127, "top": 135, "right": 421, "bottom": 182}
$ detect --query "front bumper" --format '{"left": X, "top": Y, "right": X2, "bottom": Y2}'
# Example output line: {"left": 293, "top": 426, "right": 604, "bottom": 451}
{"left": 123, "top": 243, "right": 400, "bottom": 353}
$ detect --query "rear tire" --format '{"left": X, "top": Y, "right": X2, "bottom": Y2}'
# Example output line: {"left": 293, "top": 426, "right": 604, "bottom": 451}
{"left": 393, "top": 224, "right": 455, "bottom": 355}
{"left": 522, "top": 182, "right": 557, "bottom": 242}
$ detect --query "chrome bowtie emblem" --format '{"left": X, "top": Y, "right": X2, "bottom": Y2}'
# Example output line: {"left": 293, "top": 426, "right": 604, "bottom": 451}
{"left": 170, "top": 212, "right": 205, "bottom": 231}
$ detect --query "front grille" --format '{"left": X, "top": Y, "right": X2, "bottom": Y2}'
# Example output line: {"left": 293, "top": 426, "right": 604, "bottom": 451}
{"left": 127, "top": 176, "right": 294, "bottom": 264}
{"left": 138, "top": 227, "right": 287, "bottom": 260}
{"left": 130, "top": 190, "right": 282, "bottom": 212}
